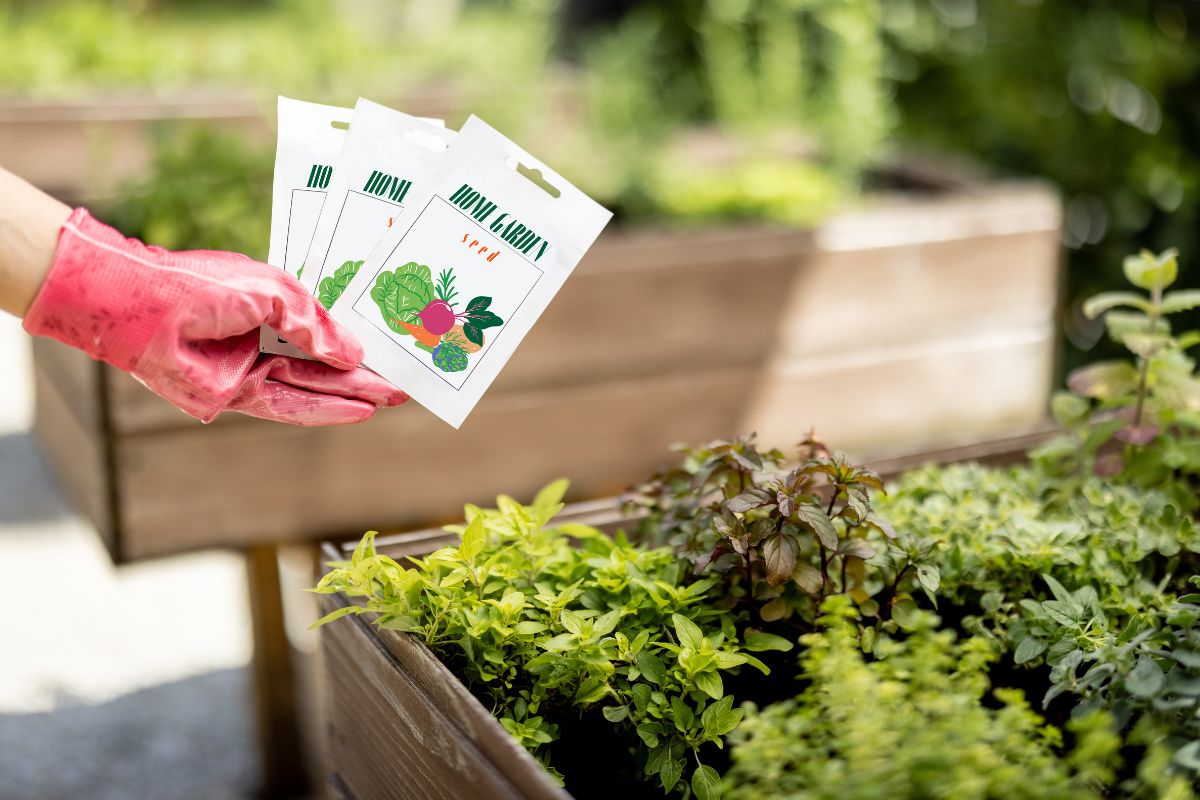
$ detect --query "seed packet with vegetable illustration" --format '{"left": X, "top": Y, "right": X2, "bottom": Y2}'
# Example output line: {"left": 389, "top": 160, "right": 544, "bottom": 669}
{"left": 261, "top": 96, "right": 353, "bottom": 356}
{"left": 331, "top": 115, "right": 612, "bottom": 428}
{"left": 299, "top": 98, "right": 455, "bottom": 312}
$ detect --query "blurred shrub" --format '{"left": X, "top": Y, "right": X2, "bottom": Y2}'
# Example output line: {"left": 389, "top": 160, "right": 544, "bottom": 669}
{"left": 0, "top": 0, "right": 557, "bottom": 114}
{"left": 884, "top": 0, "right": 1200, "bottom": 367}
{"left": 103, "top": 126, "right": 273, "bottom": 255}
{"left": 561, "top": 0, "right": 892, "bottom": 222}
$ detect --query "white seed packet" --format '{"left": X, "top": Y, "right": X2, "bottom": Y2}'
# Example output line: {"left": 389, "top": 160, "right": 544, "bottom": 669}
{"left": 330, "top": 115, "right": 613, "bottom": 428}
{"left": 261, "top": 96, "right": 353, "bottom": 356}
{"left": 299, "top": 97, "right": 455, "bottom": 312}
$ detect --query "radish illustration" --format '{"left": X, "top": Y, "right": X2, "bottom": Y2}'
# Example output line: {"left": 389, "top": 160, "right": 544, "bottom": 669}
{"left": 415, "top": 299, "right": 457, "bottom": 335}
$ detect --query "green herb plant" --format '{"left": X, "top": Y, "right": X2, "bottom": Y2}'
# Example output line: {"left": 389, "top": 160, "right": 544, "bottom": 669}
{"left": 1035, "top": 249, "right": 1200, "bottom": 500}
{"left": 313, "top": 481, "right": 788, "bottom": 799}
{"left": 625, "top": 436, "right": 928, "bottom": 642}
{"left": 724, "top": 596, "right": 1119, "bottom": 800}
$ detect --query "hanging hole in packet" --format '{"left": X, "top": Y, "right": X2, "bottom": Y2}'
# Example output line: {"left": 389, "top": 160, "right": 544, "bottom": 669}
{"left": 402, "top": 128, "right": 451, "bottom": 153}
{"left": 508, "top": 157, "right": 562, "bottom": 198}
{"left": 331, "top": 119, "right": 350, "bottom": 130}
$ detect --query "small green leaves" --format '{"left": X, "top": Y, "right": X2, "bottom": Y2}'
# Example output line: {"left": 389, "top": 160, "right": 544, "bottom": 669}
{"left": 459, "top": 516, "right": 486, "bottom": 560}
{"left": 701, "top": 695, "right": 743, "bottom": 738}
{"left": 1123, "top": 248, "right": 1178, "bottom": 292}
{"left": 743, "top": 630, "right": 794, "bottom": 652}
{"left": 671, "top": 695, "right": 695, "bottom": 731}
{"left": 1125, "top": 655, "right": 1165, "bottom": 697}
{"left": 672, "top": 614, "right": 705, "bottom": 650}
{"left": 691, "top": 764, "right": 722, "bottom": 800}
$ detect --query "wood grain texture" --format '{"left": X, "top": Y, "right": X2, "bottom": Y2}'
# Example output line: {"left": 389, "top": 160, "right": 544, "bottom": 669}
{"left": 320, "top": 593, "right": 568, "bottom": 800}
{"left": 115, "top": 368, "right": 754, "bottom": 559}
{"left": 31, "top": 359, "right": 115, "bottom": 553}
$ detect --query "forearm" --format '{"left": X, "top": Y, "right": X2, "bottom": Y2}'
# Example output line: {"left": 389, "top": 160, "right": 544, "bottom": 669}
{"left": 0, "top": 167, "right": 71, "bottom": 317}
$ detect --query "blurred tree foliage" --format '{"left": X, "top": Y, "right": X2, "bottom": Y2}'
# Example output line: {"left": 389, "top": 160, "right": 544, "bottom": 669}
{"left": 884, "top": 0, "right": 1200, "bottom": 368}
{"left": 104, "top": 126, "right": 274, "bottom": 257}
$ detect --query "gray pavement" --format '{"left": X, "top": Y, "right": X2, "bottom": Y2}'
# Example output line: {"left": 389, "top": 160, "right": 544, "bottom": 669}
{"left": 0, "top": 315, "right": 258, "bottom": 799}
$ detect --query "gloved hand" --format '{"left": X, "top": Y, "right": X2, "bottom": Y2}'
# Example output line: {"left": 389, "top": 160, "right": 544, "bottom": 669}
{"left": 23, "top": 208, "right": 407, "bottom": 425}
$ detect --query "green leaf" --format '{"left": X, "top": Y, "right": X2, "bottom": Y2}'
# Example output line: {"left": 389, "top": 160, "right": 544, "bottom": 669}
{"left": 459, "top": 516, "right": 486, "bottom": 560}
{"left": 1041, "top": 574, "right": 1073, "bottom": 604}
{"left": 307, "top": 605, "right": 360, "bottom": 630}
{"left": 1126, "top": 655, "right": 1166, "bottom": 697}
{"left": 694, "top": 670, "right": 723, "bottom": 700}
{"left": 533, "top": 479, "right": 569, "bottom": 512}
{"left": 464, "top": 295, "right": 492, "bottom": 314}
{"left": 602, "top": 705, "right": 629, "bottom": 723}
{"left": 1066, "top": 361, "right": 1139, "bottom": 400}
{"left": 701, "top": 696, "right": 743, "bottom": 737}
{"left": 636, "top": 721, "right": 661, "bottom": 748}
{"left": 691, "top": 764, "right": 722, "bottom": 800}
{"left": 916, "top": 564, "right": 940, "bottom": 596}
{"left": 672, "top": 614, "right": 706, "bottom": 650}
{"left": 371, "top": 262, "right": 434, "bottom": 335}
{"left": 1083, "top": 291, "right": 1154, "bottom": 318}
{"left": 463, "top": 323, "right": 485, "bottom": 347}
{"left": 514, "top": 621, "right": 548, "bottom": 635}
{"left": 795, "top": 504, "right": 838, "bottom": 550}
{"left": 1013, "top": 637, "right": 1047, "bottom": 665}
{"left": 352, "top": 530, "right": 377, "bottom": 565}
{"left": 744, "top": 630, "right": 794, "bottom": 652}
{"left": 660, "top": 758, "right": 684, "bottom": 792}
{"left": 317, "top": 259, "right": 362, "bottom": 309}
{"left": 1041, "top": 601, "right": 1079, "bottom": 626}
{"left": 1123, "top": 248, "right": 1178, "bottom": 292}
{"left": 671, "top": 696, "right": 695, "bottom": 731}
{"left": 1173, "top": 741, "right": 1200, "bottom": 772}
{"left": 636, "top": 650, "right": 668, "bottom": 685}
{"left": 1161, "top": 290, "right": 1200, "bottom": 315}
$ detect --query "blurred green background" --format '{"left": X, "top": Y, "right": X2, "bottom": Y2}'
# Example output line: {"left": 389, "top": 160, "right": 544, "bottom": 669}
{"left": 1, "top": 0, "right": 1197, "bottom": 368}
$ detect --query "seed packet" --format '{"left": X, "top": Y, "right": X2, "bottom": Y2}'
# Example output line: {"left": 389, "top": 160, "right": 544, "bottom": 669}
{"left": 261, "top": 96, "right": 353, "bottom": 356}
{"left": 299, "top": 98, "right": 455, "bottom": 312}
{"left": 330, "top": 115, "right": 613, "bottom": 428}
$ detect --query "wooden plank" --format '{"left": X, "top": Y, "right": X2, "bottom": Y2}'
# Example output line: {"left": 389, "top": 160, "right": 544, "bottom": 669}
{"left": 321, "top": 594, "right": 568, "bottom": 800}
{"left": 30, "top": 361, "right": 116, "bottom": 555}
{"left": 777, "top": 229, "right": 1061, "bottom": 359}
{"left": 29, "top": 337, "right": 105, "bottom": 432}
{"left": 746, "top": 326, "right": 1057, "bottom": 454}
{"left": 246, "top": 544, "right": 312, "bottom": 799}
{"left": 115, "top": 368, "right": 755, "bottom": 559}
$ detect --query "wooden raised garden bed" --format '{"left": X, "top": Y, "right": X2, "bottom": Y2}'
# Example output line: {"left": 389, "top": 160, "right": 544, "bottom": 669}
{"left": 31, "top": 170, "right": 1061, "bottom": 563}
{"left": 316, "top": 428, "right": 1051, "bottom": 800}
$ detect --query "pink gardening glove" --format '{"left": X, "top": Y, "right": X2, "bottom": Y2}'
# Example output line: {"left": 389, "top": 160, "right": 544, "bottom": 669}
{"left": 23, "top": 208, "right": 407, "bottom": 425}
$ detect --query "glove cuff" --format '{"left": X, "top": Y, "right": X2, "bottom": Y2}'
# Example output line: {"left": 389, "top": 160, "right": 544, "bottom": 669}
{"left": 23, "top": 208, "right": 174, "bottom": 373}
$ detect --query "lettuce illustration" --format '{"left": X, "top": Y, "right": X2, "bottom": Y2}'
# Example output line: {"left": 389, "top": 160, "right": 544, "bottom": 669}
{"left": 371, "top": 262, "right": 434, "bottom": 336}
{"left": 317, "top": 259, "right": 363, "bottom": 310}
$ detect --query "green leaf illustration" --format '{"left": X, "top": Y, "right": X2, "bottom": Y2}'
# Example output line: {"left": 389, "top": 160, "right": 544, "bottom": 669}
{"left": 371, "top": 262, "right": 434, "bottom": 335}
{"left": 317, "top": 259, "right": 363, "bottom": 309}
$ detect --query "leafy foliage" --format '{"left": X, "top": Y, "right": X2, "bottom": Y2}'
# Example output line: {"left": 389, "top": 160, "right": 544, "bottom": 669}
{"left": 457, "top": 296, "right": 504, "bottom": 347}
{"left": 370, "top": 262, "right": 434, "bottom": 335}
{"left": 877, "top": 462, "right": 1200, "bottom": 653}
{"left": 317, "top": 259, "right": 362, "bottom": 310}
{"left": 1034, "top": 249, "right": 1200, "bottom": 502}
{"left": 624, "top": 436, "right": 924, "bottom": 637}
{"left": 313, "top": 481, "right": 784, "bottom": 797}
{"left": 724, "top": 596, "right": 1118, "bottom": 800}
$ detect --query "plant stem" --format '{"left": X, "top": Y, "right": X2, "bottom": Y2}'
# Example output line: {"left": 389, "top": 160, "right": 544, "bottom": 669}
{"left": 880, "top": 563, "right": 913, "bottom": 621}
{"left": 1133, "top": 285, "right": 1162, "bottom": 427}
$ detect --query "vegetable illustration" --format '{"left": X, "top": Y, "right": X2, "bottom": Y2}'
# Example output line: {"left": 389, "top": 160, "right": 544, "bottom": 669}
{"left": 416, "top": 299, "right": 457, "bottom": 335}
{"left": 415, "top": 294, "right": 504, "bottom": 343}
{"left": 447, "top": 324, "right": 483, "bottom": 353}
{"left": 395, "top": 318, "right": 442, "bottom": 349}
{"left": 317, "top": 259, "right": 363, "bottom": 309}
{"left": 432, "top": 341, "right": 469, "bottom": 372}
{"left": 371, "top": 262, "right": 434, "bottom": 335}
{"left": 374, "top": 264, "right": 505, "bottom": 374}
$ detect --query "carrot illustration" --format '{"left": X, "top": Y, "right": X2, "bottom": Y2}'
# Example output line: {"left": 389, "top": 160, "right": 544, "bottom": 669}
{"left": 391, "top": 317, "right": 441, "bottom": 349}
